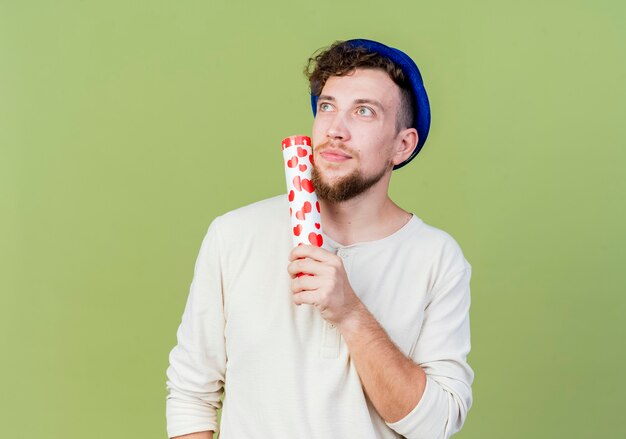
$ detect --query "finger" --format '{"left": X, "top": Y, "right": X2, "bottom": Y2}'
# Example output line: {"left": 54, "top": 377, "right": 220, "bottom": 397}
{"left": 292, "top": 290, "right": 319, "bottom": 306}
{"left": 287, "top": 258, "right": 325, "bottom": 278}
{"left": 289, "top": 244, "right": 334, "bottom": 263}
{"left": 291, "top": 273, "right": 320, "bottom": 293}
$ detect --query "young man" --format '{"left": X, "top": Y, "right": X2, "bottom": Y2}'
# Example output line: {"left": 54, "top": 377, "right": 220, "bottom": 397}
{"left": 166, "top": 39, "right": 473, "bottom": 439}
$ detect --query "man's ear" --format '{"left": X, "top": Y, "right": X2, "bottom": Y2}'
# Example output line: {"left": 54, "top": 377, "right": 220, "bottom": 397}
{"left": 392, "top": 128, "right": 419, "bottom": 166}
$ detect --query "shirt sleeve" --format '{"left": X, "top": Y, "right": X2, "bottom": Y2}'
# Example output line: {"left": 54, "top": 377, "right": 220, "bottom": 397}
{"left": 386, "top": 266, "right": 474, "bottom": 439}
{"left": 165, "top": 218, "right": 227, "bottom": 438}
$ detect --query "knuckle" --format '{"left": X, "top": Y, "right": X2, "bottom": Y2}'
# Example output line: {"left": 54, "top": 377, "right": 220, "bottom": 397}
{"left": 319, "top": 290, "right": 331, "bottom": 305}
{"left": 291, "top": 279, "right": 301, "bottom": 292}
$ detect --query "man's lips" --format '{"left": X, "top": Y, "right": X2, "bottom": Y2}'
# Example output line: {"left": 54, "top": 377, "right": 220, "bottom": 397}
{"left": 318, "top": 149, "right": 353, "bottom": 162}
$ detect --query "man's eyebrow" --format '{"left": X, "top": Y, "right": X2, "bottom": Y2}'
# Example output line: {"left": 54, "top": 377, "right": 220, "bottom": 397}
{"left": 318, "top": 95, "right": 385, "bottom": 111}
{"left": 354, "top": 98, "right": 384, "bottom": 110}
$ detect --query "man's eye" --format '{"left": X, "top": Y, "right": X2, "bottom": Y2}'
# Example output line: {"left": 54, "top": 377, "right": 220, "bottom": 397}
{"left": 357, "top": 107, "right": 374, "bottom": 117}
{"left": 319, "top": 103, "right": 333, "bottom": 112}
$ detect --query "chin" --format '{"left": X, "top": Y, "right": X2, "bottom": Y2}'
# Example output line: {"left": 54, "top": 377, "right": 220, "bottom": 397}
{"left": 312, "top": 164, "right": 387, "bottom": 203}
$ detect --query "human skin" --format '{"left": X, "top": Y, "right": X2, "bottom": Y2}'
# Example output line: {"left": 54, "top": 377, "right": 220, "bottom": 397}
{"left": 287, "top": 68, "right": 427, "bottom": 423}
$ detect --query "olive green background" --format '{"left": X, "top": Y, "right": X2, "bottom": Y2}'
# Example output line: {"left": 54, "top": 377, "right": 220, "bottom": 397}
{"left": 1, "top": 0, "right": 625, "bottom": 438}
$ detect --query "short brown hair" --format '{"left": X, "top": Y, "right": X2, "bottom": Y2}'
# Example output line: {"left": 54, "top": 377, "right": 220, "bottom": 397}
{"left": 304, "top": 40, "right": 415, "bottom": 132}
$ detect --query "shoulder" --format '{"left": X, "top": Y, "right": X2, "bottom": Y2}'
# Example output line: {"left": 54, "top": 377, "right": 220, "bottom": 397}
{"left": 209, "top": 194, "right": 290, "bottom": 243}
{"left": 218, "top": 194, "right": 288, "bottom": 223}
{"left": 415, "top": 219, "right": 469, "bottom": 265}
{"left": 403, "top": 216, "right": 472, "bottom": 289}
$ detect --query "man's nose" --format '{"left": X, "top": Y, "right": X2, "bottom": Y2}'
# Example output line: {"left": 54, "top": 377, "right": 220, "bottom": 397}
{"left": 326, "top": 112, "right": 350, "bottom": 141}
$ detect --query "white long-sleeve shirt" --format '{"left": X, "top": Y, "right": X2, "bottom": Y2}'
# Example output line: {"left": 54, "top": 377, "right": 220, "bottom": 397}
{"left": 166, "top": 195, "right": 473, "bottom": 438}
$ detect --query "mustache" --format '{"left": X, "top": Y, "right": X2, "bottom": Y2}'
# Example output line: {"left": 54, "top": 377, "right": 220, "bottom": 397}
{"left": 314, "top": 140, "right": 357, "bottom": 157}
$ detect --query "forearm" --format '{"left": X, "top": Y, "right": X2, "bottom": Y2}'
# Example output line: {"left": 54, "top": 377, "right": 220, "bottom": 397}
{"left": 172, "top": 431, "right": 213, "bottom": 439}
{"left": 338, "top": 301, "right": 426, "bottom": 423}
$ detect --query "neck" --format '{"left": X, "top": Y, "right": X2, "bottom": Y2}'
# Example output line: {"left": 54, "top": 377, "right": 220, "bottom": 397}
{"left": 319, "top": 179, "right": 412, "bottom": 246}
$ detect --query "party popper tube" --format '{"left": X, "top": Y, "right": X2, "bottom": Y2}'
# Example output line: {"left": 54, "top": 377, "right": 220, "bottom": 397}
{"left": 282, "top": 135, "right": 323, "bottom": 248}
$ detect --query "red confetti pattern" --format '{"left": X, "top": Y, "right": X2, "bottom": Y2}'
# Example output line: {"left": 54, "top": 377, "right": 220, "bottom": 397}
{"left": 282, "top": 135, "right": 323, "bottom": 248}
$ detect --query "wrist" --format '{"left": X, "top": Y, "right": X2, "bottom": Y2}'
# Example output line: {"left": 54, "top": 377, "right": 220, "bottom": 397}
{"left": 337, "top": 300, "right": 373, "bottom": 341}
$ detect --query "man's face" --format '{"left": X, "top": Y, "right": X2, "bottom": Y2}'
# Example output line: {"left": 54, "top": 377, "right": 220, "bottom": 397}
{"left": 311, "top": 68, "right": 405, "bottom": 203}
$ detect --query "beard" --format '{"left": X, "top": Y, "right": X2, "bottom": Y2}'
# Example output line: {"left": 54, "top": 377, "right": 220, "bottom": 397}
{"left": 312, "top": 162, "right": 390, "bottom": 203}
